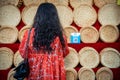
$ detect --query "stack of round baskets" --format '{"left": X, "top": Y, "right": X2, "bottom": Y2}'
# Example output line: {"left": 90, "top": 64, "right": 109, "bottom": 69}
{"left": 0, "top": 4, "right": 21, "bottom": 44}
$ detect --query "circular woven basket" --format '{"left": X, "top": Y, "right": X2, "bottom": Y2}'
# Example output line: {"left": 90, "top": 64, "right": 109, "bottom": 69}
{"left": 94, "top": 0, "right": 106, "bottom": 8}
{"left": 64, "top": 47, "right": 79, "bottom": 68}
{"left": 0, "top": 47, "right": 14, "bottom": 70}
{"left": 99, "top": 25, "right": 119, "bottom": 43}
{"left": 73, "top": 4, "right": 97, "bottom": 27}
{"left": 66, "top": 68, "right": 78, "bottom": 80}
{"left": 22, "top": 5, "right": 38, "bottom": 26}
{"left": 0, "top": 26, "right": 18, "bottom": 44}
{"left": 7, "top": 68, "right": 16, "bottom": 80}
{"left": 46, "top": 0, "right": 69, "bottom": 6}
{"left": 80, "top": 26, "right": 99, "bottom": 43}
{"left": 98, "top": 4, "right": 120, "bottom": 26}
{"left": 78, "top": 47, "right": 99, "bottom": 68}
{"left": 18, "top": 25, "right": 31, "bottom": 42}
{"left": 23, "top": 0, "right": 46, "bottom": 6}
{"left": 70, "top": 0, "right": 93, "bottom": 9}
{"left": 100, "top": 47, "right": 120, "bottom": 68}
{"left": 7, "top": 68, "right": 27, "bottom": 80}
{"left": 96, "top": 67, "right": 113, "bottom": 80}
{"left": 78, "top": 67, "right": 95, "bottom": 80}
{"left": 56, "top": 5, "right": 73, "bottom": 27}
{"left": 14, "top": 50, "right": 24, "bottom": 67}
{"left": 0, "top": 5, "right": 21, "bottom": 27}
{"left": 64, "top": 26, "right": 78, "bottom": 43}
{"left": 94, "top": 0, "right": 117, "bottom": 8}
{"left": 0, "top": 0, "right": 19, "bottom": 6}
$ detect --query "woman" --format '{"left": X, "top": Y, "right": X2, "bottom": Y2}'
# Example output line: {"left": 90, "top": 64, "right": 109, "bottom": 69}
{"left": 19, "top": 2, "right": 69, "bottom": 80}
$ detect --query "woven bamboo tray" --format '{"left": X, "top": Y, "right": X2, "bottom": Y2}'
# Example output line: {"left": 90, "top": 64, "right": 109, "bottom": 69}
{"left": 22, "top": 5, "right": 38, "bottom": 26}
{"left": 96, "top": 67, "right": 113, "bottom": 80}
{"left": 100, "top": 47, "right": 120, "bottom": 68}
{"left": 66, "top": 68, "right": 78, "bottom": 80}
{"left": 73, "top": 4, "right": 97, "bottom": 27}
{"left": 80, "top": 26, "right": 99, "bottom": 43}
{"left": 7, "top": 68, "right": 16, "bottom": 80}
{"left": 64, "top": 47, "right": 79, "bottom": 68}
{"left": 78, "top": 47, "right": 99, "bottom": 68}
{"left": 94, "top": 0, "right": 117, "bottom": 8}
{"left": 0, "top": 47, "right": 14, "bottom": 70}
{"left": 0, "top": 5, "right": 21, "bottom": 27}
{"left": 56, "top": 5, "right": 73, "bottom": 27}
{"left": 0, "top": 26, "right": 18, "bottom": 44}
{"left": 70, "top": 0, "right": 93, "bottom": 9}
{"left": 99, "top": 25, "right": 119, "bottom": 43}
{"left": 78, "top": 67, "right": 95, "bottom": 80}
{"left": 98, "top": 4, "right": 120, "bottom": 25}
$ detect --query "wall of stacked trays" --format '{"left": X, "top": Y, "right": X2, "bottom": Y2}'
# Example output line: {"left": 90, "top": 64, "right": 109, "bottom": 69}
{"left": 0, "top": 0, "right": 120, "bottom": 80}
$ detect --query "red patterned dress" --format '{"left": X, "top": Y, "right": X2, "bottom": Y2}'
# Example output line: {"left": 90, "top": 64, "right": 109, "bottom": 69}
{"left": 19, "top": 28, "right": 69, "bottom": 80}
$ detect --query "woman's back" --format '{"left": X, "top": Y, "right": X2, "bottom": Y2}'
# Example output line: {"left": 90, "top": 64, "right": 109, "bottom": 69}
{"left": 19, "top": 28, "right": 69, "bottom": 80}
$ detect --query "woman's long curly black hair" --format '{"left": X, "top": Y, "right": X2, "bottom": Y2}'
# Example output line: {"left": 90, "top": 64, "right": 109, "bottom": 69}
{"left": 32, "top": 3, "right": 65, "bottom": 53}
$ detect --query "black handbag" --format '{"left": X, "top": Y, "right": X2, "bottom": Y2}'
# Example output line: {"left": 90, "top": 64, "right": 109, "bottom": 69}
{"left": 14, "top": 29, "right": 32, "bottom": 80}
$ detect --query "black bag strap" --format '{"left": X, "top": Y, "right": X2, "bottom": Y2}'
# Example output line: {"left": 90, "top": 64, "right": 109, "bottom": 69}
{"left": 24, "top": 28, "right": 32, "bottom": 60}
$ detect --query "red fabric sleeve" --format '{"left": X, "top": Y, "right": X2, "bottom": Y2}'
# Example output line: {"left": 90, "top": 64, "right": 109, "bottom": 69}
{"left": 63, "top": 35, "right": 69, "bottom": 57}
{"left": 19, "top": 30, "right": 29, "bottom": 58}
